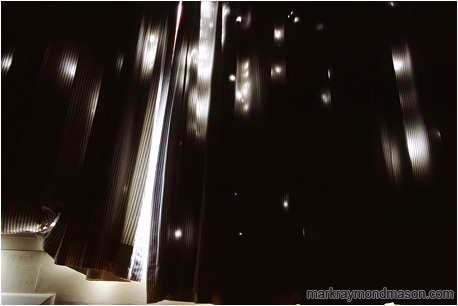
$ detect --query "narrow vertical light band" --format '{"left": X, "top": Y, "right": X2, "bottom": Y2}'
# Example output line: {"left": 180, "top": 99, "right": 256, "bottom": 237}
{"left": 391, "top": 44, "right": 431, "bottom": 180}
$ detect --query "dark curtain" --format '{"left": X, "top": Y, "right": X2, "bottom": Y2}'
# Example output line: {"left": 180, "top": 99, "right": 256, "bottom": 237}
{"left": 2, "top": 2, "right": 456, "bottom": 304}
{"left": 2, "top": 1, "right": 178, "bottom": 283}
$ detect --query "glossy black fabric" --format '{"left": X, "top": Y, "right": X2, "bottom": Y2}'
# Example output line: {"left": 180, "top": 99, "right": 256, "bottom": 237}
{"left": 2, "top": 2, "right": 456, "bottom": 304}
{"left": 2, "top": 1, "right": 174, "bottom": 282}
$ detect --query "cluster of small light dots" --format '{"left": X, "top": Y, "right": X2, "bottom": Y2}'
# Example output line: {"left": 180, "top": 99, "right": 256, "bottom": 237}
{"left": 287, "top": 11, "right": 300, "bottom": 23}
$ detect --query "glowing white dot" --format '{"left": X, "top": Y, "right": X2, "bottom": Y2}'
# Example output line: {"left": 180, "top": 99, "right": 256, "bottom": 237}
{"left": 234, "top": 192, "right": 237, "bottom": 196}
{"left": 389, "top": 2, "right": 395, "bottom": 7}
{"left": 275, "top": 66, "right": 281, "bottom": 73}
{"left": 229, "top": 74, "right": 236, "bottom": 81}
{"left": 321, "top": 92, "right": 331, "bottom": 104}
{"left": 175, "top": 229, "right": 182, "bottom": 238}
{"left": 243, "top": 62, "right": 249, "bottom": 70}
{"left": 236, "top": 16, "right": 242, "bottom": 23}
{"left": 294, "top": 16, "right": 300, "bottom": 23}
{"left": 2, "top": 55, "right": 12, "bottom": 71}
{"left": 327, "top": 69, "right": 331, "bottom": 79}
{"left": 283, "top": 201, "right": 288, "bottom": 208}
{"left": 64, "top": 59, "right": 77, "bottom": 78}
{"left": 243, "top": 104, "right": 249, "bottom": 112}
{"left": 274, "top": 30, "right": 282, "bottom": 39}
{"left": 406, "top": 127, "right": 430, "bottom": 171}
{"left": 393, "top": 58, "right": 404, "bottom": 72}
{"left": 50, "top": 221, "right": 56, "bottom": 227}
{"left": 149, "top": 34, "right": 157, "bottom": 43}
{"left": 290, "top": 11, "right": 294, "bottom": 15}
{"left": 238, "top": 232, "right": 243, "bottom": 236}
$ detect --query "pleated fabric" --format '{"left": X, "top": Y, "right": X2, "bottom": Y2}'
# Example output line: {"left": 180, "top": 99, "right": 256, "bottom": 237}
{"left": 2, "top": 2, "right": 456, "bottom": 304}
{"left": 2, "top": 2, "right": 179, "bottom": 283}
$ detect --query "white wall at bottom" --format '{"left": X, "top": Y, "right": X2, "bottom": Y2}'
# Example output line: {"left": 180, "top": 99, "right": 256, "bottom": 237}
{"left": 2, "top": 234, "right": 147, "bottom": 304}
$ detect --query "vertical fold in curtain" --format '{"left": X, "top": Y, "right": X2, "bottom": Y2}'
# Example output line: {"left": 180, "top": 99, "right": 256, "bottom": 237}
{"left": 2, "top": 2, "right": 185, "bottom": 284}
{"left": 146, "top": 2, "right": 221, "bottom": 302}
{"left": 2, "top": 1, "right": 221, "bottom": 299}
{"left": 43, "top": 3, "right": 176, "bottom": 282}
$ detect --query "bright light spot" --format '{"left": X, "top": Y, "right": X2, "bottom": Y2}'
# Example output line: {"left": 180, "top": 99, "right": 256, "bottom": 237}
{"left": 243, "top": 104, "right": 249, "bottom": 112}
{"left": 236, "top": 91, "right": 242, "bottom": 100}
{"left": 283, "top": 201, "right": 288, "bottom": 208}
{"left": 143, "top": 31, "right": 159, "bottom": 71}
{"left": 50, "top": 221, "right": 56, "bottom": 227}
{"left": 274, "top": 28, "right": 284, "bottom": 44}
{"left": 236, "top": 16, "right": 242, "bottom": 23}
{"left": 2, "top": 55, "right": 12, "bottom": 72}
{"left": 234, "top": 192, "right": 237, "bottom": 196}
{"left": 275, "top": 66, "right": 281, "bottom": 73}
{"left": 238, "top": 232, "right": 243, "bottom": 236}
{"left": 316, "top": 23, "right": 324, "bottom": 31}
{"left": 393, "top": 58, "right": 404, "bottom": 72}
{"left": 223, "top": 6, "right": 231, "bottom": 16}
{"left": 63, "top": 59, "right": 77, "bottom": 78}
{"left": 294, "top": 16, "right": 300, "bottom": 23}
{"left": 388, "top": 2, "right": 395, "bottom": 7}
{"left": 290, "top": 11, "right": 294, "bottom": 15}
{"left": 243, "top": 62, "right": 249, "bottom": 70}
{"left": 321, "top": 91, "right": 331, "bottom": 105}
{"left": 406, "top": 126, "right": 430, "bottom": 172}
{"left": 436, "top": 129, "right": 441, "bottom": 139}
{"left": 175, "top": 229, "right": 182, "bottom": 238}
{"left": 229, "top": 74, "right": 236, "bottom": 81}
{"left": 327, "top": 68, "right": 331, "bottom": 79}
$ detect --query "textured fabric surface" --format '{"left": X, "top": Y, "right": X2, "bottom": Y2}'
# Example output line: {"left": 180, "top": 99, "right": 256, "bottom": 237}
{"left": 2, "top": 2, "right": 456, "bottom": 304}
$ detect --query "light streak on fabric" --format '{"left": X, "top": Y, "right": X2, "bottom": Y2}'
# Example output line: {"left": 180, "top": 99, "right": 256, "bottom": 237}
{"left": 391, "top": 43, "right": 431, "bottom": 179}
